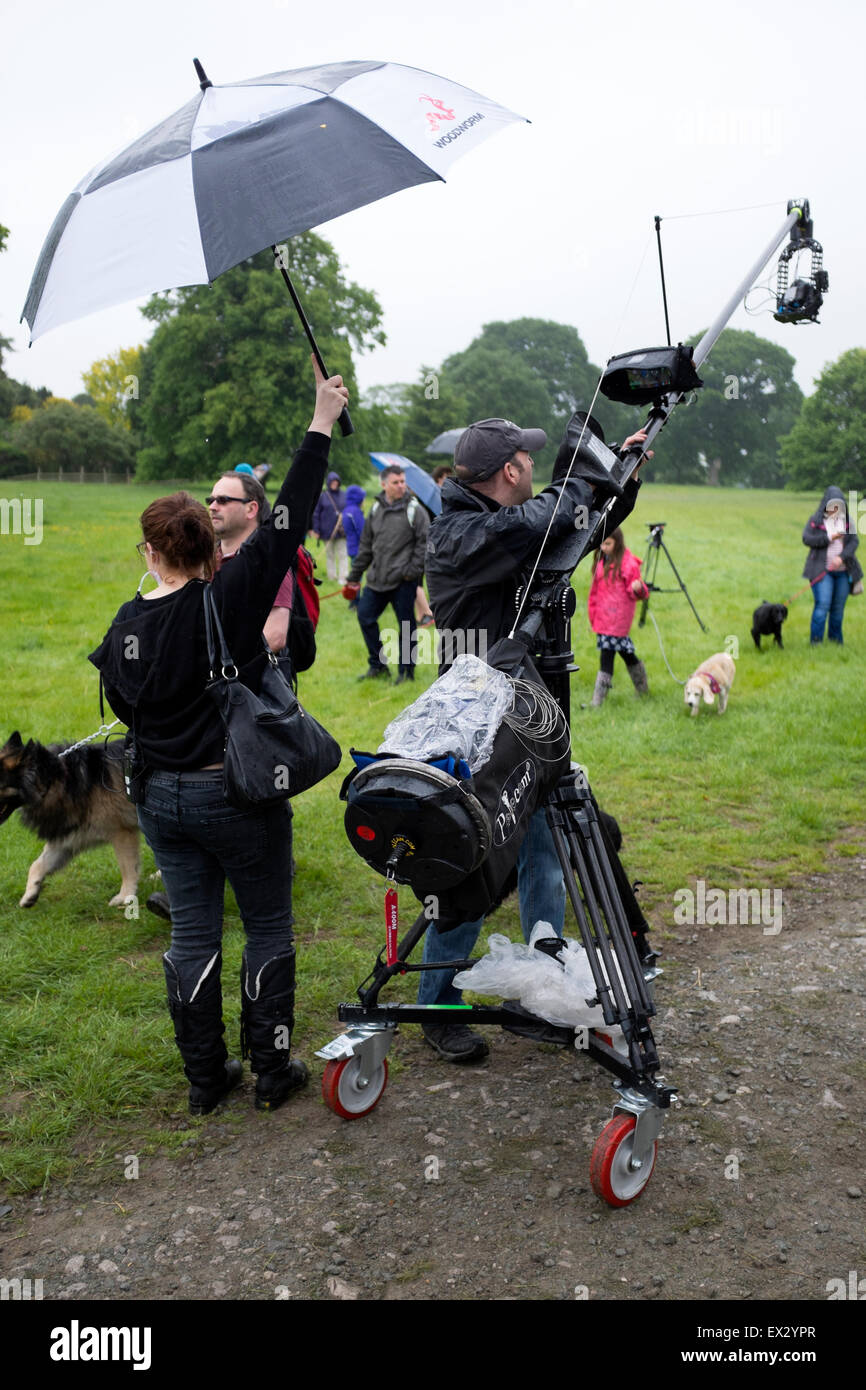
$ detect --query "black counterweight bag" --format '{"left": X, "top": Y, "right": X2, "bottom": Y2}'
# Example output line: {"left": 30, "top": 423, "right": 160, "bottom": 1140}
{"left": 342, "top": 637, "right": 571, "bottom": 929}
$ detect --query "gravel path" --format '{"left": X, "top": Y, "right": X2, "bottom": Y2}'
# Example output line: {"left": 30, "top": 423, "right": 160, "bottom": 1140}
{"left": 2, "top": 853, "right": 865, "bottom": 1302}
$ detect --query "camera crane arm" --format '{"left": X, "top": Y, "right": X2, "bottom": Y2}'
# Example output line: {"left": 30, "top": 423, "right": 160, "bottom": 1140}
{"left": 540, "top": 200, "right": 819, "bottom": 573}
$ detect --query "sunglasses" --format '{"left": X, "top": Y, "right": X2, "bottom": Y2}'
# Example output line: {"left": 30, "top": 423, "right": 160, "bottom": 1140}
{"left": 205, "top": 494, "right": 249, "bottom": 507}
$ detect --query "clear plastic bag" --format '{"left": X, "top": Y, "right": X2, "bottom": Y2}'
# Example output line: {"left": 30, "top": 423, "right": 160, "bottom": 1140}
{"left": 454, "top": 921, "right": 625, "bottom": 1038}
{"left": 378, "top": 654, "right": 512, "bottom": 772}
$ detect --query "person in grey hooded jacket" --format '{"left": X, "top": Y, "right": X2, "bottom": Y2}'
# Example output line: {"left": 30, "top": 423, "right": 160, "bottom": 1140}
{"left": 802, "top": 485, "right": 862, "bottom": 643}
{"left": 346, "top": 465, "right": 429, "bottom": 684}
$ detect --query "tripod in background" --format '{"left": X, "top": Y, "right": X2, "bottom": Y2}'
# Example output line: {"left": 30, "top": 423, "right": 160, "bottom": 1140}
{"left": 639, "top": 522, "right": 706, "bottom": 631}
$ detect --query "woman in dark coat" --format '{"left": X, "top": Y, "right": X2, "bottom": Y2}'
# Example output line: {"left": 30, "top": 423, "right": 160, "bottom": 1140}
{"left": 89, "top": 366, "right": 348, "bottom": 1115}
{"left": 802, "top": 486, "right": 862, "bottom": 644}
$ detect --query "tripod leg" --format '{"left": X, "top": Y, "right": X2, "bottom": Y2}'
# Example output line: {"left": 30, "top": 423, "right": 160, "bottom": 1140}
{"left": 658, "top": 538, "right": 707, "bottom": 631}
{"left": 546, "top": 777, "right": 661, "bottom": 1079}
{"left": 639, "top": 541, "right": 660, "bottom": 628}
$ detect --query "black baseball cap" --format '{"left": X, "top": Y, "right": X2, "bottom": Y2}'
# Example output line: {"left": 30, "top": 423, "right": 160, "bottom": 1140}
{"left": 454, "top": 418, "right": 547, "bottom": 481}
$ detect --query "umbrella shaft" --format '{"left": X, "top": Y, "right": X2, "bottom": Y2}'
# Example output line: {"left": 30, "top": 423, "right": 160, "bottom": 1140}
{"left": 272, "top": 246, "right": 354, "bottom": 437}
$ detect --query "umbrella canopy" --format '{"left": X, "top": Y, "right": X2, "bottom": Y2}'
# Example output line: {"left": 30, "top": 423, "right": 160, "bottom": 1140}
{"left": 22, "top": 60, "right": 527, "bottom": 342}
{"left": 426, "top": 427, "right": 467, "bottom": 455}
{"left": 369, "top": 452, "right": 441, "bottom": 515}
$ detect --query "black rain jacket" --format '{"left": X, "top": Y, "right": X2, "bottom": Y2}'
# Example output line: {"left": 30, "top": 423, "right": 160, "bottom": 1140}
{"left": 425, "top": 473, "right": 642, "bottom": 665}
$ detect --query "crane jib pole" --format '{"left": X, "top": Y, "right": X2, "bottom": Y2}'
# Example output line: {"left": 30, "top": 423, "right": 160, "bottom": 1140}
{"left": 625, "top": 206, "right": 804, "bottom": 463}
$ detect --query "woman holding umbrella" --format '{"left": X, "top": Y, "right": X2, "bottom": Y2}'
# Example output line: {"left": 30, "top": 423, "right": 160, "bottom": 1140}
{"left": 90, "top": 364, "right": 349, "bottom": 1115}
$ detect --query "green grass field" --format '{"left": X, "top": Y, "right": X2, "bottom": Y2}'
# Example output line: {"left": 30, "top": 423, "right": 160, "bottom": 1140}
{"left": 1, "top": 476, "right": 864, "bottom": 1190}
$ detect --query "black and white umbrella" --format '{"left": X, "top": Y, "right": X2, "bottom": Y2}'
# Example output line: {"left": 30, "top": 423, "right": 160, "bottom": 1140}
{"left": 22, "top": 59, "right": 526, "bottom": 344}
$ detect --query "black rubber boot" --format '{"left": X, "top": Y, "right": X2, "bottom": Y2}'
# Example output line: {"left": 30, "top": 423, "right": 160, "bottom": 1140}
{"left": 163, "top": 951, "right": 243, "bottom": 1116}
{"left": 240, "top": 949, "right": 309, "bottom": 1111}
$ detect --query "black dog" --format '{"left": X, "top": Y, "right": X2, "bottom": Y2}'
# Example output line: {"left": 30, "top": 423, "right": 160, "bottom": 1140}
{"left": 752, "top": 601, "right": 788, "bottom": 650}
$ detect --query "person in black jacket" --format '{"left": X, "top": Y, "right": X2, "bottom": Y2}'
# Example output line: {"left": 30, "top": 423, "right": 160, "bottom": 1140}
{"left": 89, "top": 364, "right": 349, "bottom": 1115}
{"left": 419, "top": 414, "right": 649, "bottom": 1063}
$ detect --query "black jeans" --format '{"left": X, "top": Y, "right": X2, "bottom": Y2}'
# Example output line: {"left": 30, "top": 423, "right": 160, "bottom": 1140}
{"left": 356, "top": 580, "right": 417, "bottom": 675}
{"left": 137, "top": 770, "right": 293, "bottom": 999}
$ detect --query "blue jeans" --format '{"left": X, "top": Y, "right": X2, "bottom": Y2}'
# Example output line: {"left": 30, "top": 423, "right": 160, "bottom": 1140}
{"left": 810, "top": 571, "right": 850, "bottom": 643}
{"left": 356, "top": 581, "right": 417, "bottom": 675}
{"left": 137, "top": 771, "right": 293, "bottom": 1000}
{"left": 418, "top": 809, "right": 566, "bottom": 1006}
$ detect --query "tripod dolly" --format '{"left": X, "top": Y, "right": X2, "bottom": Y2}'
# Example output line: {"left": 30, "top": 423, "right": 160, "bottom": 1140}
{"left": 317, "top": 551, "right": 675, "bottom": 1207}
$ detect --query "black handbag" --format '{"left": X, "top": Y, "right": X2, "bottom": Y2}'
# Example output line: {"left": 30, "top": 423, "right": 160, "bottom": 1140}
{"left": 202, "top": 586, "right": 341, "bottom": 808}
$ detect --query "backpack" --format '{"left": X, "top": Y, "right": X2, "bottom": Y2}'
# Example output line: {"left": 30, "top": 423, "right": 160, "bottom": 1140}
{"left": 369, "top": 496, "right": 420, "bottom": 526}
{"left": 287, "top": 545, "right": 320, "bottom": 677}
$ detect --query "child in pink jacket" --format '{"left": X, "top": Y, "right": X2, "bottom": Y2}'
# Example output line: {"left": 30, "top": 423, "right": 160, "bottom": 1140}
{"left": 587, "top": 527, "right": 650, "bottom": 706}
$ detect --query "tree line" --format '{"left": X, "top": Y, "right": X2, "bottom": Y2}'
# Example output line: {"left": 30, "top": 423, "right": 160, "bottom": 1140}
{"left": 1, "top": 222, "right": 863, "bottom": 491}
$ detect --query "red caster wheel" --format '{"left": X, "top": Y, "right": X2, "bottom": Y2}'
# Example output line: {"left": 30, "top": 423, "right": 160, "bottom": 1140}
{"left": 322, "top": 1055, "right": 389, "bottom": 1119}
{"left": 590, "top": 1113, "right": 657, "bottom": 1207}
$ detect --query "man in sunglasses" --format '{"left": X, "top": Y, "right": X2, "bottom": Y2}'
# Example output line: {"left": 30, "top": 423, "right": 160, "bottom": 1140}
{"left": 206, "top": 472, "right": 295, "bottom": 654}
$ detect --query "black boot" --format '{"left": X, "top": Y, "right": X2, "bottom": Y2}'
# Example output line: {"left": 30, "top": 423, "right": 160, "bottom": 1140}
{"left": 240, "top": 949, "right": 309, "bottom": 1111}
{"left": 163, "top": 951, "right": 243, "bottom": 1116}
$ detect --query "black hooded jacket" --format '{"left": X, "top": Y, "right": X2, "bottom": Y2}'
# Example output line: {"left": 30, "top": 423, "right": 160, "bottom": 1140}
{"left": 802, "top": 485, "right": 862, "bottom": 583}
{"left": 425, "top": 472, "right": 642, "bottom": 660}
{"left": 88, "top": 432, "right": 330, "bottom": 770}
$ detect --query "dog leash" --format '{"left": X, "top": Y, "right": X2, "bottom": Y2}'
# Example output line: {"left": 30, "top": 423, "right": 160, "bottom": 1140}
{"left": 645, "top": 610, "right": 688, "bottom": 685}
{"left": 58, "top": 720, "right": 121, "bottom": 758}
{"left": 780, "top": 570, "right": 826, "bottom": 607}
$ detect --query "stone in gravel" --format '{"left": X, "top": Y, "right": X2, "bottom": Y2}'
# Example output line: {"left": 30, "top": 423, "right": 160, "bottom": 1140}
{"left": 713, "top": 1091, "right": 731, "bottom": 1103}
{"left": 763, "top": 1218, "right": 776, "bottom": 1229}
{"left": 327, "top": 1275, "right": 359, "bottom": 1300}
{"left": 652, "top": 1275, "right": 664, "bottom": 1286}
{"left": 662, "top": 1235, "right": 677, "bottom": 1245}
{"left": 98, "top": 1260, "right": 119, "bottom": 1274}
{"left": 847, "top": 1186, "right": 862, "bottom": 1198}
{"left": 719, "top": 1016, "right": 741, "bottom": 1025}
{"left": 546, "top": 1182, "right": 564, "bottom": 1200}
{"left": 64, "top": 1255, "right": 85, "bottom": 1275}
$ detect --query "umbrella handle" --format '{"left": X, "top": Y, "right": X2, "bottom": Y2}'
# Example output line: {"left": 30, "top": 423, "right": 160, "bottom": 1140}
{"left": 273, "top": 247, "right": 354, "bottom": 438}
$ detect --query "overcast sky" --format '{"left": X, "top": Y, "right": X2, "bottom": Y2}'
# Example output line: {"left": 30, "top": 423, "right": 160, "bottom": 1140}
{"left": 2, "top": 0, "right": 862, "bottom": 416}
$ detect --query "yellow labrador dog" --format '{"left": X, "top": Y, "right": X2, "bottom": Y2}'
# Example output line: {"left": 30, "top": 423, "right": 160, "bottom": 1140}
{"left": 684, "top": 653, "right": 735, "bottom": 716}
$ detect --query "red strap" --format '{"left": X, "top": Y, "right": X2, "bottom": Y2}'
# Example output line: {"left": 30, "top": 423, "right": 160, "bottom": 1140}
{"left": 385, "top": 887, "right": 399, "bottom": 966}
{"left": 781, "top": 571, "right": 826, "bottom": 607}
{"left": 697, "top": 671, "right": 721, "bottom": 694}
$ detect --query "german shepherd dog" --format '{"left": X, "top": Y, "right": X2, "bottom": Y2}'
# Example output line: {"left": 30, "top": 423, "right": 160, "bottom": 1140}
{"left": 0, "top": 732, "right": 140, "bottom": 908}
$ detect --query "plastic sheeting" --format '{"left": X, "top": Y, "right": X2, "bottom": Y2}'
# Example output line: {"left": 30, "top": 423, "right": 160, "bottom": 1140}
{"left": 378, "top": 654, "right": 513, "bottom": 773}
{"left": 454, "top": 922, "right": 626, "bottom": 1039}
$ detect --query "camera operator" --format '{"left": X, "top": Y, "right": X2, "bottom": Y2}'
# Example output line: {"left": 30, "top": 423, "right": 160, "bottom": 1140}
{"left": 420, "top": 414, "right": 648, "bottom": 1063}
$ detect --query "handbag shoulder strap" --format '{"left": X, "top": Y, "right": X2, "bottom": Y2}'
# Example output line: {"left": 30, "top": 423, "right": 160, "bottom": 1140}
{"left": 203, "top": 584, "right": 238, "bottom": 676}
